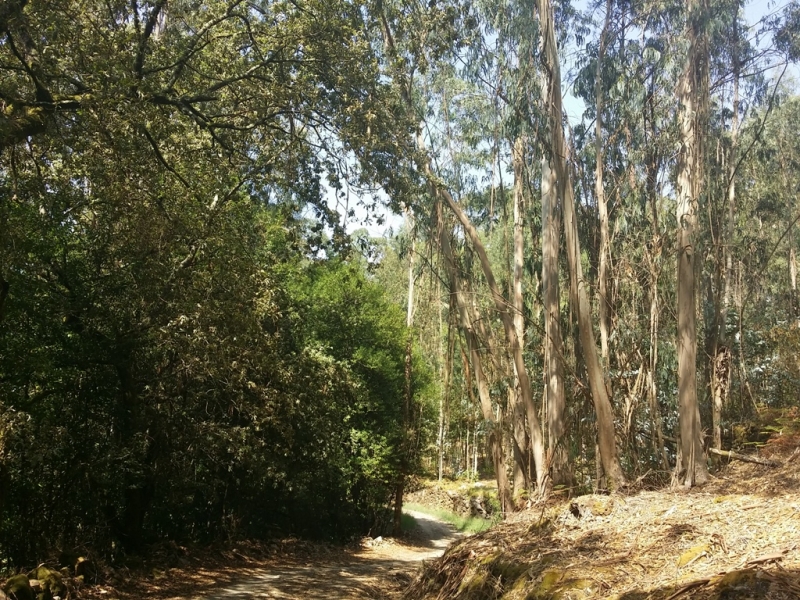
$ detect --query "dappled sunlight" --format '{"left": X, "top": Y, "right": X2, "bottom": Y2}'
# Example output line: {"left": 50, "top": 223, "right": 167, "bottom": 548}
{"left": 78, "top": 512, "right": 461, "bottom": 600}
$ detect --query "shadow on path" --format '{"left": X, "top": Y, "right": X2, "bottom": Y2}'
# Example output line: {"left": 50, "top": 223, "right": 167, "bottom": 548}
{"left": 179, "top": 511, "right": 460, "bottom": 600}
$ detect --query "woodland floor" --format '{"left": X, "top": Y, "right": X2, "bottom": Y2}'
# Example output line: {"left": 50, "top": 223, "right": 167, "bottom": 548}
{"left": 70, "top": 443, "right": 800, "bottom": 600}
{"left": 405, "top": 445, "right": 800, "bottom": 599}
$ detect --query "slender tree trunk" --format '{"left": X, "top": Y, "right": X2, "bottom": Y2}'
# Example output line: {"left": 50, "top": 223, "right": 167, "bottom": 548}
{"left": 438, "top": 184, "right": 547, "bottom": 497}
{"left": 438, "top": 295, "right": 453, "bottom": 482}
{"left": 674, "top": 0, "right": 710, "bottom": 487}
{"left": 710, "top": 19, "right": 739, "bottom": 452}
{"left": 541, "top": 156, "right": 568, "bottom": 489}
{"left": 648, "top": 273, "right": 670, "bottom": 470}
{"left": 536, "top": 0, "right": 625, "bottom": 489}
{"left": 596, "top": 0, "right": 613, "bottom": 362}
{"left": 643, "top": 67, "right": 670, "bottom": 472}
{"left": 437, "top": 202, "right": 513, "bottom": 512}
{"left": 473, "top": 428, "right": 479, "bottom": 476}
{"left": 734, "top": 262, "right": 754, "bottom": 409}
{"left": 562, "top": 172, "right": 625, "bottom": 489}
{"left": 511, "top": 138, "right": 531, "bottom": 496}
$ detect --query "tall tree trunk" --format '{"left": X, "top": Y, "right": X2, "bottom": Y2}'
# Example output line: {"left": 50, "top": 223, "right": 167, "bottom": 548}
{"left": 437, "top": 182, "right": 547, "bottom": 496}
{"left": 643, "top": 65, "right": 670, "bottom": 472}
{"left": 710, "top": 16, "right": 739, "bottom": 452}
{"left": 674, "top": 0, "right": 710, "bottom": 487}
{"left": 536, "top": 0, "right": 626, "bottom": 490}
{"left": 437, "top": 202, "right": 513, "bottom": 512}
{"left": 438, "top": 286, "right": 453, "bottom": 482}
{"left": 511, "top": 137, "right": 532, "bottom": 496}
{"left": 596, "top": 0, "right": 613, "bottom": 362}
{"left": 648, "top": 267, "right": 670, "bottom": 470}
{"left": 541, "top": 155, "right": 568, "bottom": 489}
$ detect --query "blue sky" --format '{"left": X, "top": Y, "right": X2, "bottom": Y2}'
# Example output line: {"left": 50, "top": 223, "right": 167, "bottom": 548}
{"left": 337, "top": 0, "right": 798, "bottom": 239}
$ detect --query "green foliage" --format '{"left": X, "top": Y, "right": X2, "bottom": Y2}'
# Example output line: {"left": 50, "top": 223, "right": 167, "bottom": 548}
{"left": 2, "top": 575, "right": 34, "bottom": 600}
{"left": 0, "top": 0, "right": 421, "bottom": 567}
{"left": 3, "top": 0, "right": 800, "bottom": 571}
{"left": 0, "top": 194, "right": 417, "bottom": 563}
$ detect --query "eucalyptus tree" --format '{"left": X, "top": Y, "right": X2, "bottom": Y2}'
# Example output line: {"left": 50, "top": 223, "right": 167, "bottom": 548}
{"left": 535, "top": 0, "right": 626, "bottom": 490}
{"left": 487, "top": 0, "right": 567, "bottom": 492}
{"left": 703, "top": 0, "right": 753, "bottom": 451}
{"left": 374, "top": 0, "right": 554, "bottom": 504}
{"left": 673, "top": 0, "right": 712, "bottom": 487}
{"left": 573, "top": 0, "right": 686, "bottom": 473}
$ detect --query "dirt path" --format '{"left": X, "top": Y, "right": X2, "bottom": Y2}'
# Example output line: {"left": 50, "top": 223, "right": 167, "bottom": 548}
{"left": 172, "top": 511, "right": 459, "bottom": 600}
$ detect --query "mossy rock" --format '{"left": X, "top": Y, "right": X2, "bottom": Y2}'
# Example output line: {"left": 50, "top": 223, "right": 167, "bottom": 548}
{"left": 27, "top": 568, "right": 66, "bottom": 600}
{"left": 3, "top": 575, "right": 35, "bottom": 600}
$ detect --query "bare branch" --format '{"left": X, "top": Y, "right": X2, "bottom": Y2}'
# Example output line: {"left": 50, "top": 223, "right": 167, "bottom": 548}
{"left": 133, "top": 0, "right": 167, "bottom": 80}
{"left": 141, "top": 126, "right": 190, "bottom": 189}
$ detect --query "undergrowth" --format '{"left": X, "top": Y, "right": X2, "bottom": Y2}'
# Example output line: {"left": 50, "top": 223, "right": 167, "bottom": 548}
{"left": 400, "top": 512, "right": 418, "bottom": 533}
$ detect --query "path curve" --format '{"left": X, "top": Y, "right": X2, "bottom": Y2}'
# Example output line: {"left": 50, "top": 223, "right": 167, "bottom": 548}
{"left": 192, "top": 511, "right": 460, "bottom": 599}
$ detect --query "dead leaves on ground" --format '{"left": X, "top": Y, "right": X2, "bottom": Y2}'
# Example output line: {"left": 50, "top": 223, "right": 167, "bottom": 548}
{"left": 404, "top": 449, "right": 800, "bottom": 599}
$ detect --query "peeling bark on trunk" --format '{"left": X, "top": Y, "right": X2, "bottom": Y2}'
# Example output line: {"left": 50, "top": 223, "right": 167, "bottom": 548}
{"left": 596, "top": 0, "right": 613, "bottom": 362}
{"left": 541, "top": 156, "right": 568, "bottom": 489}
{"left": 674, "top": 0, "right": 709, "bottom": 487}
{"left": 536, "top": 0, "right": 625, "bottom": 490}
{"left": 512, "top": 137, "right": 531, "bottom": 496}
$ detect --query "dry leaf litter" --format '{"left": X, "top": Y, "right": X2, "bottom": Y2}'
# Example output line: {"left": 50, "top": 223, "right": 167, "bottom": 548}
{"left": 404, "top": 449, "right": 800, "bottom": 600}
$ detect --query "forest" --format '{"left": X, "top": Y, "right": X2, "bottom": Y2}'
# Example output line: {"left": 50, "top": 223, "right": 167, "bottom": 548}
{"left": 1, "top": 0, "right": 800, "bottom": 573}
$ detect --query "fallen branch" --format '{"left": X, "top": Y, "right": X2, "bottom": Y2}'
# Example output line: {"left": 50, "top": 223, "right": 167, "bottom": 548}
{"left": 740, "top": 544, "right": 793, "bottom": 569}
{"left": 708, "top": 448, "right": 780, "bottom": 467}
{"left": 746, "top": 551, "right": 785, "bottom": 567}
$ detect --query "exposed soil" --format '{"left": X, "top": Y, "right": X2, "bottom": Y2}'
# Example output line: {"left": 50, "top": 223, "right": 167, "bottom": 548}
{"left": 75, "top": 511, "right": 460, "bottom": 600}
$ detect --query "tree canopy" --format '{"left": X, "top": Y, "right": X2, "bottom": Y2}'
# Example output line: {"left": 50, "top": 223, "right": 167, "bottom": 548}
{"left": 3, "top": 0, "right": 800, "bottom": 571}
